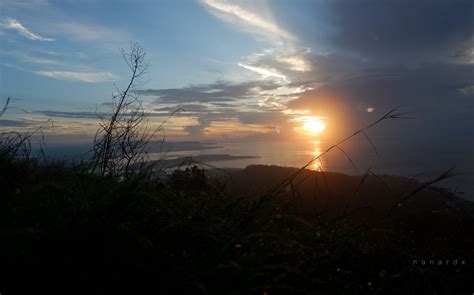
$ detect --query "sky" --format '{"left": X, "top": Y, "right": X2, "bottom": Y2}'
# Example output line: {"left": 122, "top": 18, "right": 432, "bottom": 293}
{"left": 0, "top": 0, "right": 473, "bottom": 155}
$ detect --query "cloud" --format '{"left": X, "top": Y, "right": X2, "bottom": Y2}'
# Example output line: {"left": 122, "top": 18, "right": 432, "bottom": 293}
{"left": 34, "top": 109, "right": 188, "bottom": 120}
{"left": 34, "top": 110, "right": 103, "bottom": 119}
{"left": 20, "top": 55, "right": 63, "bottom": 66}
{"left": 50, "top": 22, "right": 129, "bottom": 43}
{"left": 1, "top": 9, "right": 129, "bottom": 45}
{"left": 237, "top": 110, "right": 287, "bottom": 125}
{"left": 135, "top": 80, "right": 282, "bottom": 104}
{"left": 35, "top": 71, "right": 118, "bottom": 83}
{"left": 0, "top": 119, "right": 37, "bottom": 127}
{"left": 287, "top": 61, "right": 474, "bottom": 141}
{"left": 459, "top": 85, "right": 474, "bottom": 95}
{"left": 184, "top": 116, "right": 212, "bottom": 137}
{"left": 0, "top": 17, "right": 54, "bottom": 41}
{"left": 238, "top": 48, "right": 367, "bottom": 86}
{"left": 274, "top": 49, "right": 312, "bottom": 72}
{"left": 323, "top": 0, "right": 473, "bottom": 62}
{"left": 296, "top": 62, "right": 474, "bottom": 108}
{"left": 134, "top": 78, "right": 311, "bottom": 138}
{"left": 0, "top": 50, "right": 63, "bottom": 66}
{"left": 153, "top": 104, "right": 209, "bottom": 114}
{"left": 201, "top": 0, "right": 293, "bottom": 43}
{"left": 132, "top": 74, "right": 324, "bottom": 138}
{"left": 167, "top": 54, "right": 470, "bottom": 143}
{"left": 238, "top": 62, "right": 289, "bottom": 83}
{"left": 201, "top": 1, "right": 314, "bottom": 83}
{"left": 238, "top": 48, "right": 313, "bottom": 83}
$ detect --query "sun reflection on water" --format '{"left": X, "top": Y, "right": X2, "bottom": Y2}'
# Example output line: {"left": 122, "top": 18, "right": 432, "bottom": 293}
{"left": 309, "top": 140, "right": 324, "bottom": 171}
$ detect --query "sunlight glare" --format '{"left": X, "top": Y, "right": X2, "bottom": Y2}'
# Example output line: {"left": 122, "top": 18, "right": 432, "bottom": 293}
{"left": 294, "top": 116, "right": 326, "bottom": 136}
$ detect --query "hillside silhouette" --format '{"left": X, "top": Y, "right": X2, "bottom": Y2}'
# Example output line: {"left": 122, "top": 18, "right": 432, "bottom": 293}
{"left": 226, "top": 165, "right": 468, "bottom": 219}
{"left": 1, "top": 157, "right": 473, "bottom": 294}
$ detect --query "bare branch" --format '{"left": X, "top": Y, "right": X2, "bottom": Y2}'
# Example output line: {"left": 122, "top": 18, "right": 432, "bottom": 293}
{"left": 0, "top": 97, "right": 10, "bottom": 117}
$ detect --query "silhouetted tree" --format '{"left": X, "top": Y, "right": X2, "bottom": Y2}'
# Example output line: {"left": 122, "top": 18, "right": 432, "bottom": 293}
{"left": 91, "top": 43, "right": 151, "bottom": 178}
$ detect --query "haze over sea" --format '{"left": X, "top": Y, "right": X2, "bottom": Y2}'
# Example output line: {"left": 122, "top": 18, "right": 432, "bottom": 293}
{"left": 144, "top": 139, "right": 474, "bottom": 200}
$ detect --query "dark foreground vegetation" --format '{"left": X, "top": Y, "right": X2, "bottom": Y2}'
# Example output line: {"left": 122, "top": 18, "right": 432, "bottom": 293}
{"left": 1, "top": 44, "right": 473, "bottom": 294}
{"left": 1, "top": 154, "right": 473, "bottom": 294}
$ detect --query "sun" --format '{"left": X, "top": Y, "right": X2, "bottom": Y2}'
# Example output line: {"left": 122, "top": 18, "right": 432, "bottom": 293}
{"left": 303, "top": 117, "right": 326, "bottom": 134}
{"left": 294, "top": 116, "right": 326, "bottom": 136}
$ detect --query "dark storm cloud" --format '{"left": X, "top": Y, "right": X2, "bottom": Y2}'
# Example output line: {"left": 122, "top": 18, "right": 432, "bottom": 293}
{"left": 0, "top": 119, "right": 37, "bottom": 127}
{"left": 34, "top": 110, "right": 103, "bottom": 119}
{"left": 290, "top": 62, "right": 473, "bottom": 111}
{"left": 289, "top": 62, "right": 474, "bottom": 143}
{"left": 324, "top": 0, "right": 473, "bottom": 61}
{"left": 134, "top": 80, "right": 281, "bottom": 103}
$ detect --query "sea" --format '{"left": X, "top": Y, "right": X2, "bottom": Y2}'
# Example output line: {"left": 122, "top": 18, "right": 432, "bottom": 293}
{"left": 41, "top": 138, "right": 474, "bottom": 200}
{"left": 149, "top": 139, "right": 474, "bottom": 200}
